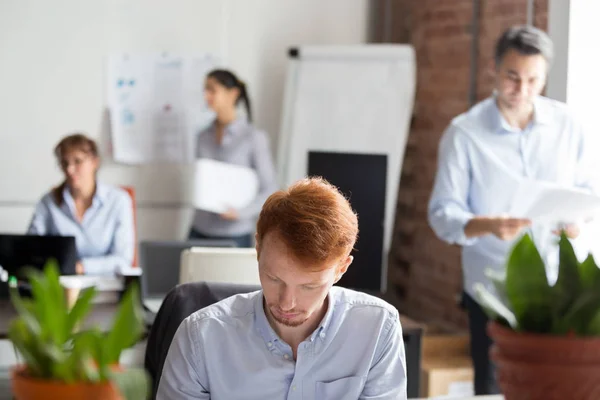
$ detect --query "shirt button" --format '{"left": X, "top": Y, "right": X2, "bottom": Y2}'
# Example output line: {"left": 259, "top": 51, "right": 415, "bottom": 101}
{"left": 267, "top": 342, "right": 273, "bottom": 348}
{"left": 292, "top": 385, "right": 297, "bottom": 391}
{"left": 283, "top": 354, "right": 290, "bottom": 360}
{"left": 319, "top": 332, "right": 326, "bottom": 339}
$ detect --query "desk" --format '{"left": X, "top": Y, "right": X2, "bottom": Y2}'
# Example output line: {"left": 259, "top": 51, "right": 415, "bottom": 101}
{"left": 0, "top": 302, "right": 424, "bottom": 398}
{"left": 400, "top": 315, "right": 424, "bottom": 398}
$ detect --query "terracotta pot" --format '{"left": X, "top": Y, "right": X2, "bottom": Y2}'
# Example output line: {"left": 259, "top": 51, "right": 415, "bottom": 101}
{"left": 488, "top": 322, "right": 600, "bottom": 400}
{"left": 11, "top": 366, "right": 123, "bottom": 400}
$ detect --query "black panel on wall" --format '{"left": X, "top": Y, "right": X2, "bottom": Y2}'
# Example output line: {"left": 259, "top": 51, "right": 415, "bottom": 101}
{"left": 307, "top": 151, "right": 387, "bottom": 293}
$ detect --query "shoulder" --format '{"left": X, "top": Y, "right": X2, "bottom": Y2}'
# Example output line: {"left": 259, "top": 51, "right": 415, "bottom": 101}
{"left": 331, "top": 287, "right": 399, "bottom": 325}
{"left": 240, "top": 122, "right": 269, "bottom": 146}
{"left": 448, "top": 97, "right": 495, "bottom": 135}
{"left": 35, "top": 191, "right": 57, "bottom": 211}
{"left": 197, "top": 122, "right": 215, "bottom": 139}
{"left": 97, "top": 183, "right": 132, "bottom": 207}
{"left": 536, "top": 95, "right": 570, "bottom": 114}
{"left": 535, "top": 95, "right": 577, "bottom": 123}
{"left": 439, "top": 97, "right": 497, "bottom": 149}
{"left": 182, "top": 290, "right": 260, "bottom": 333}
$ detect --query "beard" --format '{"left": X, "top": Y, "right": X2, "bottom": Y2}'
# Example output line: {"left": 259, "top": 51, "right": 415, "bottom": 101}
{"left": 268, "top": 305, "right": 309, "bottom": 327}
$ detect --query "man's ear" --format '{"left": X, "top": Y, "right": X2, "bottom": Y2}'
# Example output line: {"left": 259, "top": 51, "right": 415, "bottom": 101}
{"left": 334, "top": 255, "right": 353, "bottom": 284}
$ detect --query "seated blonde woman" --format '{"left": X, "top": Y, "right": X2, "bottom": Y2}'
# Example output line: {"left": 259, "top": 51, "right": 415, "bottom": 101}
{"left": 28, "top": 133, "right": 134, "bottom": 275}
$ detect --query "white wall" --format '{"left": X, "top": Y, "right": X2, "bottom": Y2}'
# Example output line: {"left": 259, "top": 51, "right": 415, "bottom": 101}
{"left": 546, "top": 0, "right": 570, "bottom": 102}
{"left": 548, "top": 0, "right": 600, "bottom": 137}
{"left": 0, "top": 0, "right": 369, "bottom": 241}
{"left": 547, "top": 0, "right": 600, "bottom": 260}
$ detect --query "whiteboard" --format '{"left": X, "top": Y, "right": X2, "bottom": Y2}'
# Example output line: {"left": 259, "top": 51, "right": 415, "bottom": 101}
{"left": 278, "top": 45, "right": 416, "bottom": 290}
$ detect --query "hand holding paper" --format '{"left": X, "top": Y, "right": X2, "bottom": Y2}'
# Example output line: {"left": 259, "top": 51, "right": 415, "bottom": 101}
{"left": 509, "top": 179, "right": 600, "bottom": 224}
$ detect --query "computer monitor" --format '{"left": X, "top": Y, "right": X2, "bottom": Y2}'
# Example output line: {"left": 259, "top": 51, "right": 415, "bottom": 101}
{"left": 307, "top": 151, "right": 388, "bottom": 293}
{"left": 140, "top": 239, "right": 236, "bottom": 301}
{"left": 0, "top": 234, "right": 78, "bottom": 298}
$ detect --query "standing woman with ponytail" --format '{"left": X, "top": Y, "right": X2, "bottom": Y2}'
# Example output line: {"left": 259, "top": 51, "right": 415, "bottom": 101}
{"left": 190, "top": 69, "right": 277, "bottom": 247}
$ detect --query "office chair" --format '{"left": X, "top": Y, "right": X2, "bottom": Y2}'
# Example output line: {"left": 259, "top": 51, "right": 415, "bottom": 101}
{"left": 144, "top": 281, "right": 261, "bottom": 399}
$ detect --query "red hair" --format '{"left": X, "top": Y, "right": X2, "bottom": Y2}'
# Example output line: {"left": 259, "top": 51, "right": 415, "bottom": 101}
{"left": 256, "top": 177, "right": 358, "bottom": 267}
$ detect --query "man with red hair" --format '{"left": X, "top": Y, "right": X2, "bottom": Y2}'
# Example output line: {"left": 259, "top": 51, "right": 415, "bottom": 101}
{"left": 158, "top": 177, "right": 407, "bottom": 399}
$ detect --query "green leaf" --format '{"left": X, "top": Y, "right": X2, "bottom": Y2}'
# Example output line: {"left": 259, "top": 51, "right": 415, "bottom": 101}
{"left": 104, "top": 283, "right": 144, "bottom": 364}
{"left": 558, "top": 291, "right": 600, "bottom": 335}
{"left": 505, "top": 233, "right": 553, "bottom": 332}
{"left": 553, "top": 233, "right": 582, "bottom": 316}
{"left": 71, "top": 329, "right": 104, "bottom": 382}
{"left": 9, "top": 287, "right": 41, "bottom": 337}
{"left": 28, "top": 270, "right": 59, "bottom": 343}
{"left": 585, "top": 307, "right": 600, "bottom": 335}
{"left": 474, "top": 283, "right": 517, "bottom": 328}
{"left": 8, "top": 319, "right": 44, "bottom": 377}
{"left": 66, "top": 286, "right": 97, "bottom": 334}
{"left": 109, "top": 368, "right": 151, "bottom": 400}
{"left": 45, "top": 260, "right": 69, "bottom": 343}
{"left": 579, "top": 254, "right": 600, "bottom": 290}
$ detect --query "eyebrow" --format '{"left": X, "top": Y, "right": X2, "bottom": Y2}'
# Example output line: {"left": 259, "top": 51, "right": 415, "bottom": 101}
{"left": 266, "top": 272, "right": 326, "bottom": 286}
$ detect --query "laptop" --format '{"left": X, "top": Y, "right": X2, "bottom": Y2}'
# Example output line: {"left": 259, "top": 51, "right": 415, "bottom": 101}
{"left": 140, "top": 239, "right": 236, "bottom": 318}
{"left": 0, "top": 234, "right": 78, "bottom": 299}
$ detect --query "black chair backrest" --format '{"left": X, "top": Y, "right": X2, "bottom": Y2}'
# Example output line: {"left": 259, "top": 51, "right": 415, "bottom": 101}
{"left": 144, "top": 281, "right": 261, "bottom": 399}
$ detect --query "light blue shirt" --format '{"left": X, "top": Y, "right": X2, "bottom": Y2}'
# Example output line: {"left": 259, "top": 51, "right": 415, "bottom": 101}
{"left": 27, "top": 183, "right": 135, "bottom": 275}
{"left": 192, "top": 117, "right": 278, "bottom": 236}
{"left": 157, "top": 286, "right": 407, "bottom": 400}
{"left": 428, "top": 96, "right": 596, "bottom": 297}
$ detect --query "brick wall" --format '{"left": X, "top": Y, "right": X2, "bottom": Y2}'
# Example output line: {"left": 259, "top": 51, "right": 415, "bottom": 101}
{"left": 373, "top": 0, "right": 549, "bottom": 329}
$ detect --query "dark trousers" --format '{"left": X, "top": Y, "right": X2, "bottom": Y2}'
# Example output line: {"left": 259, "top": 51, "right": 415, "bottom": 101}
{"left": 188, "top": 228, "right": 253, "bottom": 248}
{"left": 462, "top": 293, "right": 501, "bottom": 395}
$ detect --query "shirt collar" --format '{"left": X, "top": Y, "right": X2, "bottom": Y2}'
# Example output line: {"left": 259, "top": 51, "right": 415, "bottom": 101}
{"left": 489, "top": 94, "right": 551, "bottom": 134}
{"left": 254, "top": 289, "right": 336, "bottom": 346}
{"left": 63, "top": 182, "right": 107, "bottom": 211}
{"left": 210, "top": 116, "right": 248, "bottom": 137}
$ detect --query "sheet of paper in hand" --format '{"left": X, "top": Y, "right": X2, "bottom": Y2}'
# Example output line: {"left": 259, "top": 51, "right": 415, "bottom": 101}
{"left": 192, "top": 159, "right": 259, "bottom": 214}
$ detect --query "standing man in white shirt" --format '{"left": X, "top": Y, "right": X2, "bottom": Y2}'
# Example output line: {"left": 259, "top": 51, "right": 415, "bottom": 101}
{"left": 428, "top": 25, "right": 596, "bottom": 395}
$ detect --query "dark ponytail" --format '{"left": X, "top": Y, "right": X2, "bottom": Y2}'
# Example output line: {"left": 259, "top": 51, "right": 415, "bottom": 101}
{"left": 207, "top": 69, "right": 252, "bottom": 122}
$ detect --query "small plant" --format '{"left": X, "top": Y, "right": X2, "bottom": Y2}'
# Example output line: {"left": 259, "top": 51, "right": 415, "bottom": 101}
{"left": 476, "top": 231, "right": 600, "bottom": 335}
{"left": 8, "top": 259, "right": 150, "bottom": 399}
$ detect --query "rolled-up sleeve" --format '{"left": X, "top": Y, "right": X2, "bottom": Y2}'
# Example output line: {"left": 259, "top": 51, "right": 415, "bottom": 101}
{"left": 428, "top": 124, "right": 477, "bottom": 246}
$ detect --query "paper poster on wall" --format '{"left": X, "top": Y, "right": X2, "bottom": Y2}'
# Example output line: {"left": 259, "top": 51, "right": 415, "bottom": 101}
{"left": 107, "top": 53, "right": 217, "bottom": 164}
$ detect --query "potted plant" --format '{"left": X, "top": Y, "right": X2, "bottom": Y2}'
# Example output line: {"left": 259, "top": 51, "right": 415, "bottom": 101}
{"left": 7, "top": 259, "right": 150, "bottom": 399}
{"left": 475, "top": 232, "right": 600, "bottom": 400}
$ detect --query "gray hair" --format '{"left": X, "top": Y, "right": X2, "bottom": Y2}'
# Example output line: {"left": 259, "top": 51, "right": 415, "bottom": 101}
{"left": 495, "top": 25, "right": 554, "bottom": 66}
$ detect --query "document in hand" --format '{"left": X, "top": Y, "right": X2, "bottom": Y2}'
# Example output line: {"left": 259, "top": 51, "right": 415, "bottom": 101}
{"left": 509, "top": 180, "right": 600, "bottom": 223}
{"left": 192, "top": 159, "right": 259, "bottom": 213}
